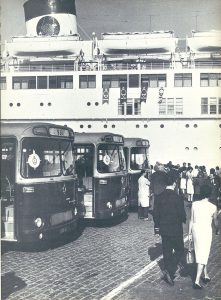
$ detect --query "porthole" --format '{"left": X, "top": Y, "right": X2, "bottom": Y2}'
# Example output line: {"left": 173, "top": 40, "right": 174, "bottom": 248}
{"left": 185, "top": 124, "right": 189, "bottom": 128}
{"left": 144, "top": 124, "right": 148, "bottom": 128}
{"left": 193, "top": 147, "right": 198, "bottom": 150}
{"left": 87, "top": 102, "right": 91, "bottom": 106}
{"left": 160, "top": 124, "right": 164, "bottom": 128}
{"left": 112, "top": 125, "right": 115, "bottom": 128}
{"left": 48, "top": 102, "right": 51, "bottom": 106}
{"left": 219, "top": 124, "right": 221, "bottom": 128}
{"left": 136, "top": 125, "right": 140, "bottom": 128}
{"left": 9, "top": 103, "right": 13, "bottom": 107}
{"left": 88, "top": 125, "right": 91, "bottom": 128}
{"left": 104, "top": 125, "right": 108, "bottom": 128}
{"left": 17, "top": 103, "right": 21, "bottom": 107}
{"left": 185, "top": 147, "right": 189, "bottom": 150}
{"left": 40, "top": 102, "right": 44, "bottom": 106}
{"left": 80, "top": 125, "right": 84, "bottom": 128}
{"left": 95, "top": 102, "right": 99, "bottom": 106}
{"left": 193, "top": 124, "right": 198, "bottom": 128}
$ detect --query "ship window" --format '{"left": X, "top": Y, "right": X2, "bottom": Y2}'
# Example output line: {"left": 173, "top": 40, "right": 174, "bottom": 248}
{"left": 159, "top": 98, "right": 166, "bottom": 115}
{"left": 159, "top": 98, "right": 183, "bottom": 115}
{"left": 200, "top": 74, "right": 209, "bottom": 87}
{"left": 37, "top": 76, "right": 47, "bottom": 89}
{"left": 200, "top": 73, "right": 221, "bottom": 87}
{"left": 79, "top": 75, "right": 96, "bottom": 89}
{"left": 167, "top": 98, "right": 174, "bottom": 115}
{"left": 118, "top": 98, "right": 141, "bottom": 116}
{"left": 201, "top": 98, "right": 208, "bottom": 114}
{"left": 49, "top": 76, "right": 73, "bottom": 89}
{"left": 129, "top": 74, "right": 139, "bottom": 88}
{"left": 102, "top": 75, "right": 127, "bottom": 88}
{"left": 210, "top": 98, "right": 217, "bottom": 114}
{"left": 0, "top": 77, "right": 6, "bottom": 90}
{"left": 12, "top": 76, "right": 36, "bottom": 89}
{"left": 141, "top": 74, "right": 166, "bottom": 88}
{"left": 174, "top": 73, "right": 192, "bottom": 87}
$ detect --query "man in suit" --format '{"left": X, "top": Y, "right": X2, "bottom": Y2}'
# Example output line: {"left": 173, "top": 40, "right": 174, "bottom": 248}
{"left": 153, "top": 171, "right": 186, "bottom": 285}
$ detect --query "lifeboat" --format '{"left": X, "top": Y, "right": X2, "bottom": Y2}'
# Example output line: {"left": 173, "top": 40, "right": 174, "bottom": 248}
{"left": 187, "top": 30, "right": 221, "bottom": 52}
{"left": 98, "top": 31, "right": 178, "bottom": 55}
{"left": 4, "top": 35, "right": 86, "bottom": 57}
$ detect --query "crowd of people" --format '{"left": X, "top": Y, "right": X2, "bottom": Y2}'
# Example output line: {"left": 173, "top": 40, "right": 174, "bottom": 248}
{"left": 137, "top": 160, "right": 220, "bottom": 290}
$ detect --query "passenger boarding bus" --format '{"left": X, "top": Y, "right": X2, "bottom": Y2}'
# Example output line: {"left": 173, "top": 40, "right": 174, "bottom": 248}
{"left": 124, "top": 138, "right": 150, "bottom": 208}
{"left": 73, "top": 133, "right": 128, "bottom": 219}
{"left": 1, "top": 122, "right": 79, "bottom": 243}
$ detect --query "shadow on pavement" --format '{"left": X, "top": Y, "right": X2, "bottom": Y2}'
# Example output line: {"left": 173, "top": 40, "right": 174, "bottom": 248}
{"left": 1, "top": 271, "right": 27, "bottom": 300}
{"left": 1, "top": 221, "right": 86, "bottom": 253}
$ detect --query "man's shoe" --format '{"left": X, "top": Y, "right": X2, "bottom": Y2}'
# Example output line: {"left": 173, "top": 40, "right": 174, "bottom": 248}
{"left": 162, "top": 272, "right": 174, "bottom": 286}
{"left": 201, "top": 277, "right": 211, "bottom": 284}
{"left": 193, "top": 283, "right": 203, "bottom": 290}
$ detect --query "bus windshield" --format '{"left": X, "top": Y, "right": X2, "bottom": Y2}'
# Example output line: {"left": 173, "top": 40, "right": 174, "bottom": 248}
{"left": 21, "top": 138, "right": 75, "bottom": 178}
{"left": 97, "top": 144, "right": 126, "bottom": 173}
{"left": 130, "top": 147, "right": 149, "bottom": 170}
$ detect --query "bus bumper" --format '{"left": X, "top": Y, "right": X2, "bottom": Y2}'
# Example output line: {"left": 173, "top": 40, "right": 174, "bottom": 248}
{"left": 20, "top": 219, "right": 78, "bottom": 243}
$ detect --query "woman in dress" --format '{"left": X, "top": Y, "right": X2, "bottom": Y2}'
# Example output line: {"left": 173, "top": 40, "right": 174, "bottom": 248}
{"left": 138, "top": 169, "right": 150, "bottom": 220}
{"left": 186, "top": 166, "right": 194, "bottom": 202}
{"left": 188, "top": 184, "right": 219, "bottom": 289}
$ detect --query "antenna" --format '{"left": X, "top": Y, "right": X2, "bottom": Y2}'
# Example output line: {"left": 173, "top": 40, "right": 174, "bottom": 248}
{"left": 193, "top": 11, "right": 200, "bottom": 31}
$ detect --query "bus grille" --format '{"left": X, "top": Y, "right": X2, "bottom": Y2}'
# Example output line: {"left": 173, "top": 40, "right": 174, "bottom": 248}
{"left": 50, "top": 211, "right": 73, "bottom": 226}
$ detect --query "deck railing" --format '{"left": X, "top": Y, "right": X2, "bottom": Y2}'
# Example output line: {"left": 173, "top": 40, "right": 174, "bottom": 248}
{"left": 3, "top": 60, "right": 221, "bottom": 73}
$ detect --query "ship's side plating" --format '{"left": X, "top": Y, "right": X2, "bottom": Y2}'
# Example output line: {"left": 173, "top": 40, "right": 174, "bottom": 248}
{"left": 1, "top": 0, "right": 221, "bottom": 168}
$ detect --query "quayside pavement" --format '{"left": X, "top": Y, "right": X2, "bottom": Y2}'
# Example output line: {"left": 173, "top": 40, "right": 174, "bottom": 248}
{"left": 1, "top": 202, "right": 221, "bottom": 300}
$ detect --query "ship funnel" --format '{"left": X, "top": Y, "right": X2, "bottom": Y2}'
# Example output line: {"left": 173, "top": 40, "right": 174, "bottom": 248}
{"left": 23, "top": 0, "right": 78, "bottom": 36}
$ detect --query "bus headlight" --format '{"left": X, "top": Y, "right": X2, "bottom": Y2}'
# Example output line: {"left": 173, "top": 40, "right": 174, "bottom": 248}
{"left": 107, "top": 202, "right": 112, "bottom": 209}
{"left": 74, "top": 207, "right": 78, "bottom": 215}
{"left": 34, "top": 217, "right": 43, "bottom": 228}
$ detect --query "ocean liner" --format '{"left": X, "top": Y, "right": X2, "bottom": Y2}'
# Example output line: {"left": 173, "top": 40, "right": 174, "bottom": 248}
{"left": 1, "top": 0, "right": 221, "bottom": 168}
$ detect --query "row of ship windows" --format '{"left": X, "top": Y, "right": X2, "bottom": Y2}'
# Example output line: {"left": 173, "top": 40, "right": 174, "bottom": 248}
{"left": 7, "top": 97, "right": 221, "bottom": 115}
{"left": 1, "top": 73, "right": 221, "bottom": 89}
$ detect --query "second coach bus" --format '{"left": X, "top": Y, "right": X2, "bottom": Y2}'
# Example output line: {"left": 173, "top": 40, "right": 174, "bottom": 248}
{"left": 124, "top": 138, "right": 150, "bottom": 207}
{"left": 1, "top": 122, "right": 79, "bottom": 243}
{"left": 73, "top": 132, "right": 128, "bottom": 219}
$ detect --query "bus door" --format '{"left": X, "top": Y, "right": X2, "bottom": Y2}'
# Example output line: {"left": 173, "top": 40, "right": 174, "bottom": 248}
{"left": 74, "top": 145, "right": 94, "bottom": 218}
{"left": 1, "top": 138, "right": 16, "bottom": 241}
{"left": 128, "top": 146, "right": 149, "bottom": 207}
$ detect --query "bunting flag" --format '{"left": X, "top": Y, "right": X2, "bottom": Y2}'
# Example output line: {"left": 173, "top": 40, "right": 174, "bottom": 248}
{"left": 120, "top": 82, "right": 127, "bottom": 103}
{"left": 158, "top": 87, "right": 164, "bottom": 103}
{"left": 102, "top": 87, "right": 109, "bottom": 104}
{"left": 140, "top": 82, "right": 148, "bottom": 103}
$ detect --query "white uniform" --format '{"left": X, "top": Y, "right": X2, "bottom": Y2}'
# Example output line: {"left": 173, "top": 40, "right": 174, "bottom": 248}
{"left": 138, "top": 176, "right": 150, "bottom": 207}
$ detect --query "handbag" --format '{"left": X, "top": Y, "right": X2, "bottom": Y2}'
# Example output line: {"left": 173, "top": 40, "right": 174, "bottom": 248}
{"left": 186, "top": 240, "right": 195, "bottom": 264}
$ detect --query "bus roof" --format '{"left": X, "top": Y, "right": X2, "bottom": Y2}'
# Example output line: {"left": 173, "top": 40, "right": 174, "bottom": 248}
{"left": 124, "top": 137, "right": 150, "bottom": 147}
{"left": 74, "top": 132, "right": 124, "bottom": 144}
{"left": 1, "top": 122, "right": 74, "bottom": 138}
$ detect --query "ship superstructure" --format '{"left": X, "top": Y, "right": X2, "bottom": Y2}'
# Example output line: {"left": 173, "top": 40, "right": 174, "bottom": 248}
{"left": 1, "top": 0, "right": 221, "bottom": 168}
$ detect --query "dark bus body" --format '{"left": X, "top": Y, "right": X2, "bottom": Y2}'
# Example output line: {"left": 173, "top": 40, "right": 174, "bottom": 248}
{"left": 124, "top": 138, "right": 150, "bottom": 208}
{"left": 1, "top": 122, "right": 79, "bottom": 243}
{"left": 74, "top": 133, "right": 128, "bottom": 219}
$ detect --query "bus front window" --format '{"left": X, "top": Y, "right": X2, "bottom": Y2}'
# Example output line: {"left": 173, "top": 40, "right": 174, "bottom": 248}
{"left": 97, "top": 144, "right": 126, "bottom": 173}
{"left": 21, "top": 138, "right": 75, "bottom": 178}
{"left": 130, "top": 147, "right": 149, "bottom": 170}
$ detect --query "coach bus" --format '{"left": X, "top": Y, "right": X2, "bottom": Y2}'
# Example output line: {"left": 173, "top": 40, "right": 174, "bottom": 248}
{"left": 124, "top": 138, "right": 150, "bottom": 207}
{"left": 73, "top": 132, "right": 128, "bottom": 219}
{"left": 1, "top": 122, "right": 79, "bottom": 243}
